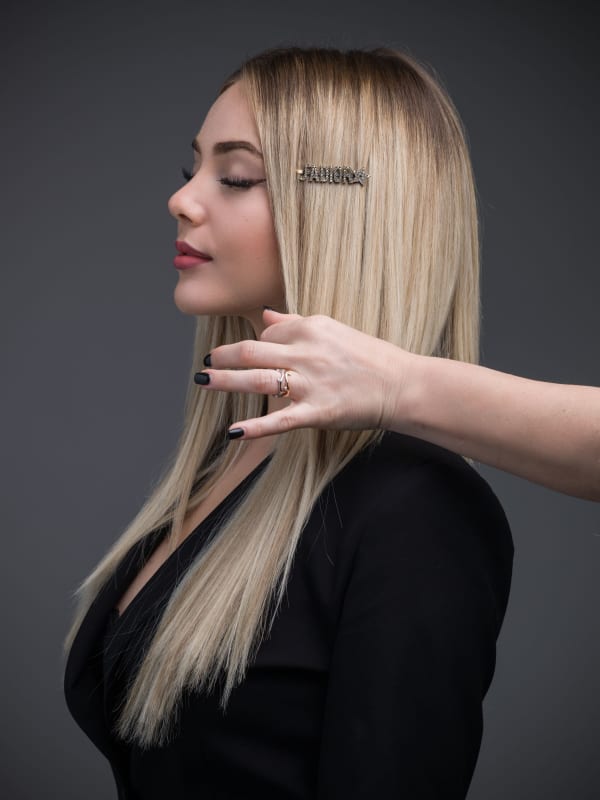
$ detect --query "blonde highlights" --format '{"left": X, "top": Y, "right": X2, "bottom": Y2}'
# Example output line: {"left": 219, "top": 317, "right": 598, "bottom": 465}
{"left": 64, "top": 47, "right": 480, "bottom": 747}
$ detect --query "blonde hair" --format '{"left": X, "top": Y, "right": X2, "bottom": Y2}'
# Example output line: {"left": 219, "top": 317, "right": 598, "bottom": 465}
{"left": 64, "top": 46, "right": 480, "bottom": 748}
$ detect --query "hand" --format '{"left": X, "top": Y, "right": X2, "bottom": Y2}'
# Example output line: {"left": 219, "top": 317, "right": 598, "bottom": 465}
{"left": 195, "top": 309, "right": 416, "bottom": 439}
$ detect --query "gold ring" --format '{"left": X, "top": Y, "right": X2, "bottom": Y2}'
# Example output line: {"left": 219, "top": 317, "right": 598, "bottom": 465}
{"left": 272, "top": 368, "right": 291, "bottom": 398}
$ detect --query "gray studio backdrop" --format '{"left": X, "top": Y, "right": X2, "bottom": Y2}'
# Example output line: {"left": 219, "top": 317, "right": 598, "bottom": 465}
{"left": 1, "top": 0, "right": 598, "bottom": 797}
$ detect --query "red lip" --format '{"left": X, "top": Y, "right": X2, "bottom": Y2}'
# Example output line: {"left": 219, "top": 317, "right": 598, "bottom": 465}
{"left": 175, "top": 240, "right": 212, "bottom": 259}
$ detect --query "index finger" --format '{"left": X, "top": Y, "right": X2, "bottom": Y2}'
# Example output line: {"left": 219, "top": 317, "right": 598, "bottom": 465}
{"left": 208, "top": 339, "right": 293, "bottom": 370}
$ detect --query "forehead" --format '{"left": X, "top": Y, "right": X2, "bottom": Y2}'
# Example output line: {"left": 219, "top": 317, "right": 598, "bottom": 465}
{"left": 196, "top": 82, "right": 260, "bottom": 148}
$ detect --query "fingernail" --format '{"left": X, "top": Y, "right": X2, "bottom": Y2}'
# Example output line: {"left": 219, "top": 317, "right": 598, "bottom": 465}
{"left": 262, "top": 305, "right": 274, "bottom": 311}
{"left": 203, "top": 353, "right": 212, "bottom": 367}
{"left": 194, "top": 372, "right": 210, "bottom": 385}
{"left": 227, "top": 427, "right": 245, "bottom": 440}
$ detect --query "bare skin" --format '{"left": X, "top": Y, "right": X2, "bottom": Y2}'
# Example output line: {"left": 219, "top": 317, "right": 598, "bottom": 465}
{"left": 196, "top": 309, "right": 600, "bottom": 503}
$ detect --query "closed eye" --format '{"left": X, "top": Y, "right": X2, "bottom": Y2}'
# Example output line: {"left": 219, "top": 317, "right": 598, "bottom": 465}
{"left": 180, "top": 167, "right": 265, "bottom": 190}
{"left": 219, "top": 176, "right": 266, "bottom": 190}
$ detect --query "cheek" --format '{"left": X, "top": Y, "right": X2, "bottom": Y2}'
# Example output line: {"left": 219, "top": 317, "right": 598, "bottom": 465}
{"left": 249, "top": 219, "right": 279, "bottom": 269}
{"left": 227, "top": 205, "right": 280, "bottom": 282}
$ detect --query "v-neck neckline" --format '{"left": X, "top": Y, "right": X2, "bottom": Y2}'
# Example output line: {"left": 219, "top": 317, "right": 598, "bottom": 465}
{"left": 110, "top": 454, "right": 272, "bottom": 628}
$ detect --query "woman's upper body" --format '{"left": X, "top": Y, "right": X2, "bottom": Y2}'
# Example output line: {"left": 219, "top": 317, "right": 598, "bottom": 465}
{"left": 199, "top": 310, "right": 600, "bottom": 502}
{"left": 63, "top": 44, "right": 506, "bottom": 798}
{"left": 64, "top": 431, "right": 514, "bottom": 800}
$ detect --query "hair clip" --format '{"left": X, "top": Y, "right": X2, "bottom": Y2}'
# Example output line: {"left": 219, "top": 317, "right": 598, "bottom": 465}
{"left": 296, "top": 165, "right": 370, "bottom": 186}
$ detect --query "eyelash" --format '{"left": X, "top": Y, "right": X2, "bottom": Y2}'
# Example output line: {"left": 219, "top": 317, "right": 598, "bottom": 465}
{"left": 180, "top": 166, "right": 262, "bottom": 190}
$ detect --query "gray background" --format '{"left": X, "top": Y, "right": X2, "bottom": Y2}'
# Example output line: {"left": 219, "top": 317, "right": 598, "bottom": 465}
{"left": 1, "top": 0, "right": 598, "bottom": 797}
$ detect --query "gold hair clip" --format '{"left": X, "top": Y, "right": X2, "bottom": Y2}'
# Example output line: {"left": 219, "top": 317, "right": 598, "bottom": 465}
{"left": 296, "top": 165, "right": 370, "bottom": 186}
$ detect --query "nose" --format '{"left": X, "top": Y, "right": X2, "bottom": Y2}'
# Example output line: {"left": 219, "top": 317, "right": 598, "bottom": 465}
{"left": 167, "top": 180, "right": 208, "bottom": 226}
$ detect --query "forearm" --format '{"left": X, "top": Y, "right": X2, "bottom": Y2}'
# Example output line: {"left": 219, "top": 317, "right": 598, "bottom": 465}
{"left": 391, "top": 354, "right": 600, "bottom": 501}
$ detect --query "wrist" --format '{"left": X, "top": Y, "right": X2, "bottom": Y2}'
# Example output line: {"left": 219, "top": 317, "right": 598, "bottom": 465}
{"left": 379, "top": 345, "right": 428, "bottom": 434}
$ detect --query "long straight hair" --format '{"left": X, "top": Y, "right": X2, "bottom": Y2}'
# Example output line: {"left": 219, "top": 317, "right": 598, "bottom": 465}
{"left": 64, "top": 46, "right": 480, "bottom": 748}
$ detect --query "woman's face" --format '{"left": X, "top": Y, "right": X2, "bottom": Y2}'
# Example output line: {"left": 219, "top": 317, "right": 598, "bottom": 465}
{"left": 167, "top": 81, "right": 284, "bottom": 329}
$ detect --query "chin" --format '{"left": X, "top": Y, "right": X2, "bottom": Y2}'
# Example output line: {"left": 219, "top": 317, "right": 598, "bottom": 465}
{"left": 173, "top": 283, "right": 216, "bottom": 316}
{"left": 173, "top": 285, "right": 243, "bottom": 319}
{"left": 173, "top": 292, "right": 202, "bottom": 316}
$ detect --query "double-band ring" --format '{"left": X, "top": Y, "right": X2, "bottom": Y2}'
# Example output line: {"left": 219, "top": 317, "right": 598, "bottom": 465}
{"left": 273, "top": 368, "right": 291, "bottom": 399}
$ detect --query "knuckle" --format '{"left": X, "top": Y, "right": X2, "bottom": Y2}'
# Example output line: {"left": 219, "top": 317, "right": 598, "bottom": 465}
{"left": 239, "top": 340, "right": 257, "bottom": 365}
{"left": 277, "top": 412, "right": 296, "bottom": 433}
{"left": 309, "top": 314, "right": 329, "bottom": 334}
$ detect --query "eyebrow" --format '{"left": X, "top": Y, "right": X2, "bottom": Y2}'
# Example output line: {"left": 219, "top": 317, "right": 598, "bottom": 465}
{"left": 191, "top": 139, "right": 263, "bottom": 158}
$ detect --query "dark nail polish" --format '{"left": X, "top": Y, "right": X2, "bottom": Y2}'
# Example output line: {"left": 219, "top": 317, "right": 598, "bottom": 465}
{"left": 194, "top": 372, "right": 210, "bottom": 385}
{"left": 262, "top": 305, "right": 274, "bottom": 311}
{"left": 203, "top": 353, "right": 212, "bottom": 367}
{"left": 227, "top": 427, "right": 245, "bottom": 440}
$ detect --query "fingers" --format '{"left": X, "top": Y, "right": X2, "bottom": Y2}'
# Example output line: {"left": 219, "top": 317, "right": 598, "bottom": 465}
{"left": 197, "top": 311, "right": 371, "bottom": 440}
{"left": 260, "top": 311, "right": 315, "bottom": 344}
{"left": 207, "top": 339, "right": 292, "bottom": 370}
{"left": 261, "top": 310, "right": 307, "bottom": 344}
{"left": 261, "top": 308, "right": 303, "bottom": 330}
{"left": 206, "top": 311, "right": 323, "bottom": 370}
{"left": 227, "top": 407, "right": 308, "bottom": 439}
{"left": 195, "top": 367, "right": 302, "bottom": 398}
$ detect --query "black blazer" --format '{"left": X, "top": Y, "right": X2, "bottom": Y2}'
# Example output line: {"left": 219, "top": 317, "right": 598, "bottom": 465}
{"left": 64, "top": 432, "right": 514, "bottom": 799}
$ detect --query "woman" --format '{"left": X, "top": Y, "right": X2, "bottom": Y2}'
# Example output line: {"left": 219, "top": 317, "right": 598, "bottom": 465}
{"left": 203, "top": 309, "right": 599, "bottom": 501}
{"left": 64, "top": 47, "right": 513, "bottom": 799}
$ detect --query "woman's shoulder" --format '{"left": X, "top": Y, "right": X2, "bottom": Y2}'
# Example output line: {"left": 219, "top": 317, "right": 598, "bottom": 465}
{"left": 337, "top": 430, "right": 505, "bottom": 509}
{"left": 329, "top": 430, "right": 514, "bottom": 579}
